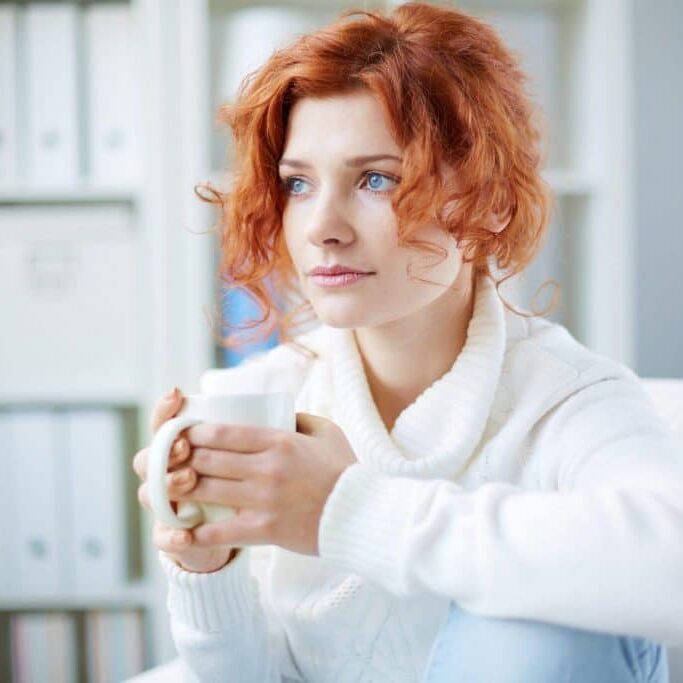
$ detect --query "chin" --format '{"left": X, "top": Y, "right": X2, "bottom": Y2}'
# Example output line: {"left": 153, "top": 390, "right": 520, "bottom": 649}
{"left": 310, "top": 302, "right": 370, "bottom": 329}
{"left": 314, "top": 313, "right": 362, "bottom": 329}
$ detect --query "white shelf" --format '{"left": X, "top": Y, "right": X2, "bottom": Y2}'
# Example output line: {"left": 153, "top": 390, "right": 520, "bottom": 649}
{"left": 210, "top": 0, "right": 384, "bottom": 11}
{"left": 0, "top": 391, "right": 142, "bottom": 406}
{"left": 0, "top": 185, "right": 139, "bottom": 205}
{"left": 456, "top": 0, "right": 576, "bottom": 8}
{"left": 0, "top": 580, "right": 154, "bottom": 612}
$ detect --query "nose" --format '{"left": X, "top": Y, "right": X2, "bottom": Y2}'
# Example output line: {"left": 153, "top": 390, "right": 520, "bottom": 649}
{"left": 305, "top": 189, "right": 355, "bottom": 248}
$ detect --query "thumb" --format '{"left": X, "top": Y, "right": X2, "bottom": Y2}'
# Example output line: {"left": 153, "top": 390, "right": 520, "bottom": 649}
{"left": 150, "top": 387, "right": 184, "bottom": 433}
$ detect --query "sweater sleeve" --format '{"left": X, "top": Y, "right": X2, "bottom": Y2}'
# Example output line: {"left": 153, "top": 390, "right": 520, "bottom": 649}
{"left": 158, "top": 548, "right": 294, "bottom": 682}
{"left": 317, "top": 376, "right": 683, "bottom": 646}
{"left": 154, "top": 336, "right": 319, "bottom": 681}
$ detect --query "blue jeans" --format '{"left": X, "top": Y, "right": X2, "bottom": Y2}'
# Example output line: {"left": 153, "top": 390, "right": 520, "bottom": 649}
{"left": 422, "top": 601, "right": 669, "bottom": 682}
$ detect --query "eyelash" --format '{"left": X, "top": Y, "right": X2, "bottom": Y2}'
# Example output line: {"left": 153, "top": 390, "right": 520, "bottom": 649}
{"left": 280, "top": 171, "right": 399, "bottom": 199}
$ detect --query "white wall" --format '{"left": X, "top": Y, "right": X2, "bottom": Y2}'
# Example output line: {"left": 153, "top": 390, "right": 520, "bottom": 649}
{"left": 634, "top": 0, "right": 683, "bottom": 378}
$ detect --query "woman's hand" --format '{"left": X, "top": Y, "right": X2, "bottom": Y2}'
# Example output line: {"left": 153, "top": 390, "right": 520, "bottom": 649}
{"left": 181, "top": 412, "right": 358, "bottom": 556}
{"left": 132, "top": 388, "right": 237, "bottom": 573}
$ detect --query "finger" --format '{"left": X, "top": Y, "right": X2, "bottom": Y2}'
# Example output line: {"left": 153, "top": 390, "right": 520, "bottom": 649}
{"left": 185, "top": 421, "right": 281, "bottom": 453}
{"left": 189, "top": 447, "right": 257, "bottom": 479}
{"left": 181, "top": 475, "right": 254, "bottom": 509}
{"left": 132, "top": 447, "right": 148, "bottom": 480}
{"left": 192, "top": 509, "right": 267, "bottom": 547}
{"left": 150, "top": 387, "right": 184, "bottom": 434}
{"left": 168, "top": 466, "right": 198, "bottom": 495}
{"left": 132, "top": 437, "right": 191, "bottom": 481}
{"left": 152, "top": 520, "right": 191, "bottom": 553}
{"left": 136, "top": 468, "right": 197, "bottom": 512}
{"left": 137, "top": 482, "right": 151, "bottom": 511}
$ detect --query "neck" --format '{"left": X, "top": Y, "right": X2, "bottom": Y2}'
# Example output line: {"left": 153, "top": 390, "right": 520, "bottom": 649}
{"left": 353, "top": 265, "right": 477, "bottom": 431}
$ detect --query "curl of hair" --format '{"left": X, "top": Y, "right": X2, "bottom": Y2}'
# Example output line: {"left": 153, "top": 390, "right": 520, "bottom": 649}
{"left": 196, "top": 1, "right": 557, "bottom": 358}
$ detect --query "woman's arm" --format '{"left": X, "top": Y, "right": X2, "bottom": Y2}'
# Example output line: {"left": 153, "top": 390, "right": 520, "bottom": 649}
{"left": 157, "top": 338, "right": 318, "bottom": 681}
{"left": 159, "top": 547, "right": 299, "bottom": 682}
{"left": 317, "top": 377, "right": 683, "bottom": 646}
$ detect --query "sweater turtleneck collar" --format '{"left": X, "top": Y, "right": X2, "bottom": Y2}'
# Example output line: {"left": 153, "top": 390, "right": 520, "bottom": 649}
{"left": 325, "top": 270, "right": 507, "bottom": 480}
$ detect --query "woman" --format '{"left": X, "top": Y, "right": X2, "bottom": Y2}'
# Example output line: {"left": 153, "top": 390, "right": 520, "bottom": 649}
{"left": 133, "top": 3, "right": 683, "bottom": 681}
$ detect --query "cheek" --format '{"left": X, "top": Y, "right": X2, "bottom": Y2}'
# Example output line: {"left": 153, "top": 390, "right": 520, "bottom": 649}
{"left": 363, "top": 210, "right": 402, "bottom": 254}
{"left": 282, "top": 216, "right": 299, "bottom": 260}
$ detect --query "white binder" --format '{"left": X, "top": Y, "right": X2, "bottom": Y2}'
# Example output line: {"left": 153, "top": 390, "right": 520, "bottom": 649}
{"left": 9, "top": 612, "right": 78, "bottom": 682}
{"left": 0, "top": 205, "right": 140, "bottom": 400}
{"left": 84, "top": 610, "right": 145, "bottom": 681}
{"left": 64, "top": 408, "right": 127, "bottom": 594}
{"left": 25, "top": 2, "right": 80, "bottom": 186}
{"left": 0, "top": 411, "right": 15, "bottom": 595}
{"left": 84, "top": 4, "right": 140, "bottom": 185}
{"left": 5, "top": 410, "right": 67, "bottom": 599}
{"left": 0, "top": 6, "right": 18, "bottom": 185}
{"left": 214, "top": 7, "right": 323, "bottom": 104}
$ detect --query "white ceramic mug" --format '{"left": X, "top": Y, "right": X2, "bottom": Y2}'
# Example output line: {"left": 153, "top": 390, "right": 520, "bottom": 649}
{"left": 147, "top": 392, "right": 296, "bottom": 529}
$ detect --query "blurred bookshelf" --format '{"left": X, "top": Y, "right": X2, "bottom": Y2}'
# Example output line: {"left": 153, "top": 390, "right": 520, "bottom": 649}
{"left": 0, "top": 187, "right": 138, "bottom": 205}
{"left": 0, "top": 0, "right": 636, "bottom": 678}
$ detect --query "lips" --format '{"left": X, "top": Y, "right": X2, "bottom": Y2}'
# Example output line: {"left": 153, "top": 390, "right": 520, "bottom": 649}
{"left": 308, "top": 264, "right": 374, "bottom": 276}
{"left": 309, "top": 271, "right": 373, "bottom": 288}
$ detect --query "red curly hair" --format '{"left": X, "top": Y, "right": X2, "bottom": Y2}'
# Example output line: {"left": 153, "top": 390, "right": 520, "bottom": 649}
{"left": 197, "top": 1, "right": 556, "bottom": 355}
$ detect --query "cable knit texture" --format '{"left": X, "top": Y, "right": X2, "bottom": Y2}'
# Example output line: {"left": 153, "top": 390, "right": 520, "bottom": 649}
{"left": 158, "top": 272, "right": 683, "bottom": 682}
{"left": 326, "top": 272, "right": 506, "bottom": 479}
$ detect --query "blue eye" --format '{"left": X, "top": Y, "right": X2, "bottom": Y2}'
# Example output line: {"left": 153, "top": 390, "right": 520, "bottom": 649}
{"left": 281, "top": 171, "right": 398, "bottom": 198}
{"left": 286, "top": 177, "right": 309, "bottom": 195}
{"left": 365, "top": 172, "right": 395, "bottom": 192}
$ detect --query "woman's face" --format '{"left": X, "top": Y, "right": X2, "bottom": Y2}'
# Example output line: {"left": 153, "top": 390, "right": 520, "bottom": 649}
{"left": 280, "top": 90, "right": 469, "bottom": 330}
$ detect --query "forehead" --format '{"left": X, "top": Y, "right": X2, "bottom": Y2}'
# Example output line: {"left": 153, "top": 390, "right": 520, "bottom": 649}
{"left": 282, "top": 91, "right": 401, "bottom": 157}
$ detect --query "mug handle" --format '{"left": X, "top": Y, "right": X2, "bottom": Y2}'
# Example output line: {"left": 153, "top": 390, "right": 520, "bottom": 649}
{"left": 148, "top": 415, "right": 204, "bottom": 529}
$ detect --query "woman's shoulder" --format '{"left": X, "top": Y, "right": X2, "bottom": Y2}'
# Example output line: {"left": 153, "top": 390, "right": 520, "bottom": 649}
{"left": 498, "top": 312, "right": 683, "bottom": 489}
{"left": 501, "top": 309, "right": 642, "bottom": 409}
{"left": 199, "top": 324, "right": 329, "bottom": 396}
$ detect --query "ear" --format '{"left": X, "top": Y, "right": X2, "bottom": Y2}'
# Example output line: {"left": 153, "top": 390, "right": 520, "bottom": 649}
{"left": 485, "top": 208, "right": 510, "bottom": 234}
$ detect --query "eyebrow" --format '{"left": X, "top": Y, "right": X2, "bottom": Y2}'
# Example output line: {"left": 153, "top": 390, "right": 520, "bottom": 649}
{"left": 278, "top": 154, "right": 403, "bottom": 169}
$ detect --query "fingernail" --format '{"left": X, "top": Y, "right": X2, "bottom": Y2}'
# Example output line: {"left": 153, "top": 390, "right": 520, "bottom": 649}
{"left": 172, "top": 469, "right": 191, "bottom": 485}
{"left": 166, "top": 386, "right": 181, "bottom": 401}
{"left": 171, "top": 438, "right": 187, "bottom": 459}
{"left": 172, "top": 530, "right": 188, "bottom": 545}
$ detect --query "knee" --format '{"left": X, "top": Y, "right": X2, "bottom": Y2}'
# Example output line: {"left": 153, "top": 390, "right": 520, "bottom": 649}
{"left": 423, "top": 602, "right": 659, "bottom": 683}
{"left": 448, "top": 602, "right": 608, "bottom": 662}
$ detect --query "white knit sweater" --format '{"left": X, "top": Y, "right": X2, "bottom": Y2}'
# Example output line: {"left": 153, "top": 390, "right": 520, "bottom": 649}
{"left": 159, "top": 273, "right": 683, "bottom": 683}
